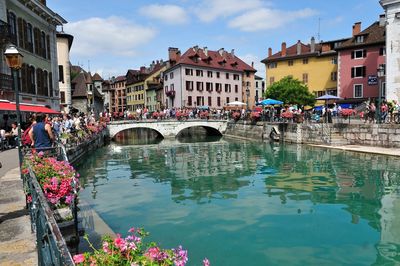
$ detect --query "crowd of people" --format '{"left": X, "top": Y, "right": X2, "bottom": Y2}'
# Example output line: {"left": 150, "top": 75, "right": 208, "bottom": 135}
{"left": 0, "top": 112, "right": 104, "bottom": 152}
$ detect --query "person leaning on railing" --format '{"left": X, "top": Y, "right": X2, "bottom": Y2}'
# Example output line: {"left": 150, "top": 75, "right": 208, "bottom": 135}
{"left": 29, "top": 112, "right": 55, "bottom": 152}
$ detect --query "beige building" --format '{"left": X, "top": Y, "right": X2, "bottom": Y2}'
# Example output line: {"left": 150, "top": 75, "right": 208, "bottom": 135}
{"left": 56, "top": 32, "right": 73, "bottom": 113}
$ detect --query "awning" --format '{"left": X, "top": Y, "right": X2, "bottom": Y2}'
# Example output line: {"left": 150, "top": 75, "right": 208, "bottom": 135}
{"left": 0, "top": 101, "right": 60, "bottom": 114}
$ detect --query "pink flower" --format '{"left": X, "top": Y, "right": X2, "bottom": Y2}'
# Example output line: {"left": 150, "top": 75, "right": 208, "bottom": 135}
{"left": 128, "top": 227, "right": 135, "bottom": 233}
{"left": 73, "top": 254, "right": 85, "bottom": 264}
{"left": 145, "top": 247, "right": 161, "bottom": 261}
{"left": 114, "top": 234, "right": 127, "bottom": 251}
{"left": 203, "top": 258, "right": 210, "bottom": 266}
{"left": 102, "top": 241, "right": 110, "bottom": 253}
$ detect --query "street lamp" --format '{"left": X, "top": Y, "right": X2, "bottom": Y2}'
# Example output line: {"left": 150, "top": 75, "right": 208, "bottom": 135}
{"left": 4, "top": 44, "right": 23, "bottom": 173}
{"left": 246, "top": 84, "right": 250, "bottom": 112}
{"left": 377, "top": 65, "right": 385, "bottom": 124}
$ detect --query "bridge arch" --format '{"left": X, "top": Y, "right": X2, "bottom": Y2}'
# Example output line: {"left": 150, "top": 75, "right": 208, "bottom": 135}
{"left": 108, "top": 120, "right": 228, "bottom": 139}
{"left": 175, "top": 124, "right": 223, "bottom": 137}
{"left": 112, "top": 126, "right": 164, "bottom": 140}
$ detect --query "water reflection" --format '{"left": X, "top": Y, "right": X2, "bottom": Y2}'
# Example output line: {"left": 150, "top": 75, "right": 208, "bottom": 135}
{"left": 77, "top": 138, "right": 400, "bottom": 265}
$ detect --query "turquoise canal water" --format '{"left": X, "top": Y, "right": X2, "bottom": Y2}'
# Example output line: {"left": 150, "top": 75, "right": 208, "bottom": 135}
{"left": 77, "top": 137, "right": 400, "bottom": 266}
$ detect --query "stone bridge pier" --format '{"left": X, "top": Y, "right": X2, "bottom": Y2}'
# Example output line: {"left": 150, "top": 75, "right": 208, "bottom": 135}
{"left": 107, "top": 120, "right": 228, "bottom": 139}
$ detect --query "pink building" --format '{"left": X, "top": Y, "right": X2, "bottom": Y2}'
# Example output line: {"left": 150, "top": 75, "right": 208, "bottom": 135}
{"left": 337, "top": 18, "right": 386, "bottom": 103}
{"left": 163, "top": 46, "right": 256, "bottom": 109}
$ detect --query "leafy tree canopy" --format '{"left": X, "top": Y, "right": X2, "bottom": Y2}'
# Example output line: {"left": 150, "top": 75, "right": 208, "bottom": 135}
{"left": 264, "top": 76, "right": 316, "bottom": 106}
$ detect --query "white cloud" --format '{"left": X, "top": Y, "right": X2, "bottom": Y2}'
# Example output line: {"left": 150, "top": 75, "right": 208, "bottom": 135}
{"left": 195, "top": 0, "right": 266, "bottom": 22}
{"left": 65, "top": 16, "right": 157, "bottom": 57}
{"left": 229, "top": 8, "right": 318, "bottom": 32}
{"left": 240, "top": 54, "right": 265, "bottom": 78}
{"left": 139, "top": 4, "right": 188, "bottom": 24}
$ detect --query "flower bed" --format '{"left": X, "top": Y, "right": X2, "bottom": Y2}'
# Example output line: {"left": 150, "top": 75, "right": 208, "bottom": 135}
{"left": 231, "top": 112, "right": 241, "bottom": 121}
{"left": 74, "top": 227, "right": 210, "bottom": 266}
{"left": 23, "top": 151, "right": 79, "bottom": 207}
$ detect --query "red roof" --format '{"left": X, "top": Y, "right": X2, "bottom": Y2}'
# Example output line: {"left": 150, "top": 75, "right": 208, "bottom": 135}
{"left": 268, "top": 42, "right": 314, "bottom": 60}
{"left": 174, "top": 47, "right": 256, "bottom": 72}
{"left": 0, "top": 101, "right": 60, "bottom": 114}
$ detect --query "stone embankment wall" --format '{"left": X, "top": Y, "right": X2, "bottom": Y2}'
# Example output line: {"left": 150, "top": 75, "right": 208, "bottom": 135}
{"left": 66, "top": 130, "right": 109, "bottom": 164}
{"left": 225, "top": 121, "right": 400, "bottom": 148}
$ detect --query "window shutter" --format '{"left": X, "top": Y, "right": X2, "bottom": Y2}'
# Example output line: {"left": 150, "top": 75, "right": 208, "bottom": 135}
{"left": 363, "top": 66, "right": 366, "bottom": 77}
{"left": 23, "top": 20, "right": 28, "bottom": 50}
{"left": 351, "top": 67, "right": 354, "bottom": 78}
{"left": 351, "top": 51, "right": 354, "bottom": 59}
{"left": 34, "top": 28, "right": 40, "bottom": 55}
{"left": 46, "top": 35, "right": 51, "bottom": 60}
{"left": 363, "top": 49, "right": 367, "bottom": 58}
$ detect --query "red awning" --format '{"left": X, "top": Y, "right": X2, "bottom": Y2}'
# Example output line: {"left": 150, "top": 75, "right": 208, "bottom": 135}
{"left": 0, "top": 102, "right": 17, "bottom": 111}
{"left": 0, "top": 102, "right": 60, "bottom": 114}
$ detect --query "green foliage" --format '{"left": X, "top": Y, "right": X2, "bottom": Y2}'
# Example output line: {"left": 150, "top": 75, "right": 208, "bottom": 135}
{"left": 264, "top": 76, "right": 316, "bottom": 106}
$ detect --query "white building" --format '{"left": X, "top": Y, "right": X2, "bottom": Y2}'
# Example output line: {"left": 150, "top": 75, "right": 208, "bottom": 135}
{"left": 380, "top": 0, "right": 400, "bottom": 101}
{"left": 255, "top": 75, "right": 265, "bottom": 103}
{"left": 56, "top": 32, "right": 73, "bottom": 113}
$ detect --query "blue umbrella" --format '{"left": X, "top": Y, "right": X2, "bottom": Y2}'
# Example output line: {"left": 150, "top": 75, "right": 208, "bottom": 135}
{"left": 258, "top": 98, "right": 283, "bottom": 106}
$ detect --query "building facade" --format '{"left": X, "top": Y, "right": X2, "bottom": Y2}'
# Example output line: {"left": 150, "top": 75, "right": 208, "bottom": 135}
{"left": 262, "top": 37, "right": 348, "bottom": 97}
{"left": 163, "top": 46, "right": 256, "bottom": 110}
{"left": 380, "top": 0, "right": 400, "bottom": 102}
{"left": 126, "top": 68, "right": 147, "bottom": 111}
{"left": 336, "top": 20, "right": 386, "bottom": 102}
{"left": 0, "top": 0, "right": 66, "bottom": 110}
{"left": 144, "top": 62, "right": 166, "bottom": 112}
{"left": 56, "top": 32, "right": 73, "bottom": 113}
{"left": 109, "top": 76, "right": 126, "bottom": 114}
{"left": 254, "top": 75, "right": 265, "bottom": 102}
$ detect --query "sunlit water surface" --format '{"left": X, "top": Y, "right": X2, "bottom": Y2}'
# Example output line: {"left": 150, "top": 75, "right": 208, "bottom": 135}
{"left": 77, "top": 137, "right": 400, "bottom": 266}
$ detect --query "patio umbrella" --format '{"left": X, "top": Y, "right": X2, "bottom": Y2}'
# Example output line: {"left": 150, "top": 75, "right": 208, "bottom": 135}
{"left": 227, "top": 101, "right": 246, "bottom": 106}
{"left": 315, "top": 94, "right": 341, "bottom": 100}
{"left": 258, "top": 98, "right": 283, "bottom": 106}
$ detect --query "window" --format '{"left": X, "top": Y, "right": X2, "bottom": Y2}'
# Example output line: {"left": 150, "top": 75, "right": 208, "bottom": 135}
{"left": 331, "top": 72, "right": 337, "bottom": 81}
{"left": 58, "top": 65, "right": 64, "bottom": 83}
{"left": 246, "top": 72, "right": 250, "bottom": 77}
{"left": 381, "top": 82, "right": 386, "bottom": 97}
{"left": 186, "top": 81, "right": 193, "bottom": 91}
{"left": 188, "top": 96, "right": 192, "bottom": 106}
{"left": 226, "top": 97, "right": 230, "bottom": 105}
{"left": 233, "top": 74, "right": 240, "bottom": 80}
{"left": 196, "top": 81, "right": 203, "bottom": 91}
{"left": 268, "top": 62, "right": 277, "bottom": 69}
{"left": 196, "top": 96, "right": 204, "bottom": 106}
{"left": 34, "top": 27, "right": 40, "bottom": 55}
{"left": 288, "top": 60, "right": 294, "bottom": 66}
{"left": 332, "top": 57, "right": 338, "bottom": 64}
{"left": 46, "top": 35, "right": 50, "bottom": 59}
{"left": 352, "top": 49, "right": 366, "bottom": 59}
{"left": 169, "top": 72, "right": 174, "bottom": 79}
{"left": 235, "top": 85, "right": 238, "bottom": 93}
{"left": 225, "top": 84, "right": 231, "bottom": 93}
{"left": 206, "top": 82, "right": 213, "bottom": 92}
{"left": 380, "top": 47, "right": 386, "bottom": 56}
{"left": 41, "top": 31, "right": 46, "bottom": 58}
{"left": 185, "top": 68, "right": 193, "bottom": 76}
{"left": 378, "top": 64, "right": 386, "bottom": 75}
{"left": 196, "top": 70, "right": 203, "bottom": 77}
{"left": 355, "top": 35, "right": 364, "bottom": 43}
{"left": 303, "top": 58, "right": 308, "bottom": 64}
{"left": 217, "top": 97, "right": 221, "bottom": 106}
{"left": 17, "top": 18, "right": 24, "bottom": 48}
{"left": 208, "top": 96, "right": 212, "bottom": 106}
{"left": 354, "top": 84, "right": 363, "bottom": 98}
{"left": 26, "top": 23, "right": 33, "bottom": 52}
{"left": 164, "top": 74, "right": 168, "bottom": 81}
{"left": 226, "top": 73, "right": 230, "bottom": 79}
{"left": 216, "top": 72, "right": 220, "bottom": 78}
{"left": 351, "top": 66, "right": 366, "bottom": 78}
{"left": 207, "top": 71, "right": 213, "bottom": 78}
{"left": 216, "top": 83, "right": 222, "bottom": 92}
{"left": 269, "top": 77, "right": 275, "bottom": 84}
{"left": 7, "top": 12, "right": 17, "bottom": 42}
{"left": 61, "top": 91, "right": 65, "bottom": 103}
{"left": 302, "top": 73, "right": 308, "bottom": 84}
{"left": 165, "top": 85, "right": 168, "bottom": 92}
{"left": 235, "top": 97, "right": 238, "bottom": 101}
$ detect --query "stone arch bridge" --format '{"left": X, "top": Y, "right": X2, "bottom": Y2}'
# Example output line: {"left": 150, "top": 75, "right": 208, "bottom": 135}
{"left": 108, "top": 120, "right": 228, "bottom": 139}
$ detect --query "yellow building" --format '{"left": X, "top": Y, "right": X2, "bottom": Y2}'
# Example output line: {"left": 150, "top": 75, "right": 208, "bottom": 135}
{"left": 126, "top": 68, "right": 147, "bottom": 111}
{"left": 261, "top": 37, "right": 349, "bottom": 97}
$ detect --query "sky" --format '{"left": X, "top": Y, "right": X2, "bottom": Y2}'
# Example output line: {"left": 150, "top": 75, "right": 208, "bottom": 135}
{"left": 47, "top": 0, "right": 383, "bottom": 79}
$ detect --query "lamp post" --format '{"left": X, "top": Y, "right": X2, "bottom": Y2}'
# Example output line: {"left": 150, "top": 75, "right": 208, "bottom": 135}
{"left": 246, "top": 84, "right": 250, "bottom": 112}
{"left": 4, "top": 45, "right": 23, "bottom": 173}
{"left": 377, "top": 65, "right": 385, "bottom": 124}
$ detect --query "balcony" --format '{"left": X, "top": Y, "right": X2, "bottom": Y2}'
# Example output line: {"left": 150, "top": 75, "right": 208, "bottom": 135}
{"left": 166, "top": 90, "right": 175, "bottom": 97}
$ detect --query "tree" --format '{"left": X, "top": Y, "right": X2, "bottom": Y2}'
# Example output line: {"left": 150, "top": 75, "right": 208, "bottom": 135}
{"left": 264, "top": 76, "right": 316, "bottom": 106}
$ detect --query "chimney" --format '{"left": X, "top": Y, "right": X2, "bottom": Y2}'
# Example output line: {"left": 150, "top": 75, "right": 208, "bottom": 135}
{"left": 203, "top": 47, "right": 208, "bottom": 56}
{"left": 251, "top": 62, "right": 254, "bottom": 68}
{"left": 281, "top": 42, "right": 286, "bottom": 56}
{"left": 268, "top": 47, "right": 272, "bottom": 57}
{"left": 218, "top": 48, "right": 225, "bottom": 56}
{"left": 140, "top": 66, "right": 146, "bottom": 73}
{"left": 296, "top": 40, "right": 301, "bottom": 55}
{"left": 310, "top": 37, "right": 315, "bottom": 53}
{"left": 352, "top": 22, "right": 361, "bottom": 36}
{"left": 168, "top": 47, "right": 180, "bottom": 63}
{"left": 193, "top": 45, "right": 199, "bottom": 52}
{"left": 379, "top": 14, "right": 386, "bottom": 27}
{"left": 231, "top": 49, "right": 235, "bottom": 57}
